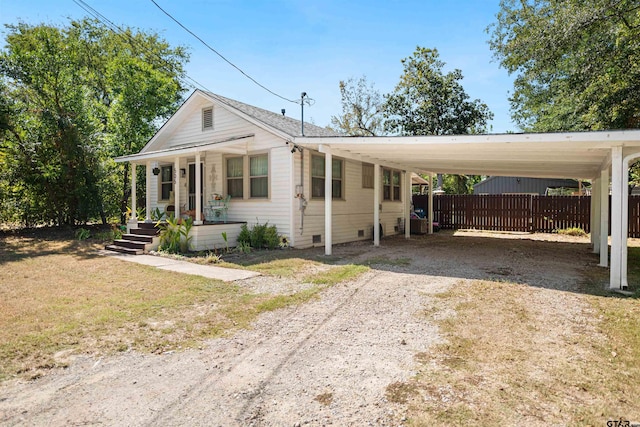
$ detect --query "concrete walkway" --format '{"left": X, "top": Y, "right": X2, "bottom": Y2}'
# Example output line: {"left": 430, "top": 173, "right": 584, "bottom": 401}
{"left": 99, "top": 250, "right": 260, "bottom": 282}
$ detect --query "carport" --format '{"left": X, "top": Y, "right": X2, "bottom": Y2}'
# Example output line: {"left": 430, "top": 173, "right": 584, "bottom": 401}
{"left": 295, "top": 130, "right": 640, "bottom": 290}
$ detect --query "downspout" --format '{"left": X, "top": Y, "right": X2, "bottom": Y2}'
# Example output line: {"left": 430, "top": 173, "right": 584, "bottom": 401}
{"left": 300, "top": 148, "right": 305, "bottom": 234}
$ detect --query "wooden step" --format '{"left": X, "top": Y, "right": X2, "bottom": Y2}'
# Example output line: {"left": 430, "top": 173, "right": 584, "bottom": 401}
{"left": 113, "top": 239, "right": 147, "bottom": 250}
{"left": 137, "top": 222, "right": 161, "bottom": 230}
{"left": 122, "top": 234, "right": 154, "bottom": 243}
{"left": 105, "top": 244, "right": 143, "bottom": 255}
{"left": 129, "top": 228, "right": 159, "bottom": 236}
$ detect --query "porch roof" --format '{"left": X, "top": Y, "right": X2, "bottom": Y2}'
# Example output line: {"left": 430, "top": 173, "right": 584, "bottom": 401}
{"left": 114, "top": 134, "right": 254, "bottom": 164}
{"left": 294, "top": 130, "right": 640, "bottom": 180}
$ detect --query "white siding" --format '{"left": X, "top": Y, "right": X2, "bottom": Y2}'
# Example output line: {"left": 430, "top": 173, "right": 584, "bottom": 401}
{"left": 142, "top": 95, "right": 408, "bottom": 250}
{"left": 191, "top": 222, "right": 245, "bottom": 251}
{"left": 293, "top": 156, "right": 406, "bottom": 248}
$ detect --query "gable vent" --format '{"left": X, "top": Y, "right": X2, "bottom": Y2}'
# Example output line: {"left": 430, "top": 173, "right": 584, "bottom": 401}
{"left": 202, "top": 107, "right": 213, "bottom": 131}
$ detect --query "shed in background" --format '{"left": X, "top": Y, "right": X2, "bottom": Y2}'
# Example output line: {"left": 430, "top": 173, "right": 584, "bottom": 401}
{"left": 473, "top": 176, "right": 581, "bottom": 195}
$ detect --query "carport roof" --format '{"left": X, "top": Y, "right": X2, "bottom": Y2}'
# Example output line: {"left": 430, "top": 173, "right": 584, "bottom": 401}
{"left": 294, "top": 130, "right": 640, "bottom": 179}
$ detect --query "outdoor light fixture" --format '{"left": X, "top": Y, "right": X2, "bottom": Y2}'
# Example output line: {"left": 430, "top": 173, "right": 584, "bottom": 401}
{"left": 152, "top": 167, "right": 160, "bottom": 176}
{"left": 180, "top": 168, "right": 186, "bottom": 177}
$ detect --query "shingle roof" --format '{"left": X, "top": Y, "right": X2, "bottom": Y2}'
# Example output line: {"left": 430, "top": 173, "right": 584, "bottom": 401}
{"left": 202, "top": 90, "right": 342, "bottom": 138}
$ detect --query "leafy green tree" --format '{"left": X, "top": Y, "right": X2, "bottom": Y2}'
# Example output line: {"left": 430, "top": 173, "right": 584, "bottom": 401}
{"left": 383, "top": 47, "right": 492, "bottom": 193}
{"left": 383, "top": 47, "right": 493, "bottom": 136}
{"left": 488, "top": 0, "right": 640, "bottom": 131}
{"left": 0, "top": 19, "right": 188, "bottom": 226}
{"left": 329, "top": 76, "right": 384, "bottom": 136}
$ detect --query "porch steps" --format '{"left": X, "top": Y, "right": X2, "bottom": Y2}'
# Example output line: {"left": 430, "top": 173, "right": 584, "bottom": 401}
{"left": 104, "top": 222, "right": 161, "bottom": 255}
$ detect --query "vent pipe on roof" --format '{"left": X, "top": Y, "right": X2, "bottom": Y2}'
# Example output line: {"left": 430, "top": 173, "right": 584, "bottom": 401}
{"left": 281, "top": 109, "right": 285, "bottom": 116}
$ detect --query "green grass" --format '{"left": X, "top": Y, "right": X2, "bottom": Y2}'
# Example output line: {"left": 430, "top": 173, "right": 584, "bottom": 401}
{"left": 0, "top": 234, "right": 368, "bottom": 382}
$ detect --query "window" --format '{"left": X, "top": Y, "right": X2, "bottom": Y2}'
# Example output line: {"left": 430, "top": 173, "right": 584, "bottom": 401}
{"left": 393, "top": 170, "right": 401, "bottom": 200}
{"left": 160, "top": 165, "right": 173, "bottom": 200}
{"left": 202, "top": 107, "right": 213, "bottom": 131}
{"left": 362, "top": 163, "right": 374, "bottom": 188}
{"left": 226, "top": 157, "right": 243, "bottom": 198}
{"left": 225, "top": 153, "right": 270, "bottom": 199}
{"left": 311, "top": 155, "right": 343, "bottom": 199}
{"left": 383, "top": 168, "right": 402, "bottom": 201}
{"left": 383, "top": 169, "right": 391, "bottom": 200}
{"left": 250, "top": 154, "right": 268, "bottom": 198}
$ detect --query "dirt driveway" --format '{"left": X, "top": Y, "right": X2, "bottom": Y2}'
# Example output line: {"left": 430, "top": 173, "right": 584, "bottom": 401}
{"left": 0, "top": 230, "right": 603, "bottom": 426}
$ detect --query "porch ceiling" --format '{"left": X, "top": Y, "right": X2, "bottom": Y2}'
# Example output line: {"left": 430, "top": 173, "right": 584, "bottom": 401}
{"left": 114, "top": 134, "right": 254, "bottom": 164}
{"left": 295, "top": 130, "right": 640, "bottom": 179}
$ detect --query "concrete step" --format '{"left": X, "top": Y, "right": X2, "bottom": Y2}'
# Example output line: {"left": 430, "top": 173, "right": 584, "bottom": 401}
{"left": 104, "top": 245, "right": 143, "bottom": 255}
{"left": 113, "top": 239, "right": 147, "bottom": 250}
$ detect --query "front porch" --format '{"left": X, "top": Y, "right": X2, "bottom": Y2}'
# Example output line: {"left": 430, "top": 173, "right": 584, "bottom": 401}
{"left": 120, "top": 220, "right": 247, "bottom": 253}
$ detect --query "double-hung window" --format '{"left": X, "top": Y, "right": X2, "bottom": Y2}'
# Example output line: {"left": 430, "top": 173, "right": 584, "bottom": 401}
{"left": 226, "top": 153, "right": 269, "bottom": 199}
{"left": 382, "top": 168, "right": 402, "bottom": 201}
{"left": 226, "top": 157, "right": 243, "bottom": 198}
{"left": 311, "top": 155, "right": 343, "bottom": 199}
{"left": 160, "top": 165, "right": 173, "bottom": 200}
{"left": 250, "top": 154, "right": 268, "bottom": 198}
{"left": 362, "top": 163, "right": 374, "bottom": 189}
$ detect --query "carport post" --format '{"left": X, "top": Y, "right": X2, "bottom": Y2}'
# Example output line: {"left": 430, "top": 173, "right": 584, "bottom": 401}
{"left": 610, "top": 146, "right": 623, "bottom": 288}
{"left": 404, "top": 171, "right": 411, "bottom": 239}
{"left": 599, "top": 168, "right": 609, "bottom": 268}
{"left": 591, "top": 177, "right": 601, "bottom": 254}
{"left": 374, "top": 164, "right": 380, "bottom": 246}
{"left": 428, "top": 173, "right": 434, "bottom": 234}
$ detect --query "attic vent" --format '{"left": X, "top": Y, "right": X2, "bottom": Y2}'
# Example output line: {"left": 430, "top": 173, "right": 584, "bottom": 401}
{"left": 202, "top": 107, "right": 213, "bottom": 131}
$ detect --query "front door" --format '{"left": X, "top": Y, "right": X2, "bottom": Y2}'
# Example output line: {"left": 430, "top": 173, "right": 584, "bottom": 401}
{"left": 188, "top": 162, "right": 204, "bottom": 210}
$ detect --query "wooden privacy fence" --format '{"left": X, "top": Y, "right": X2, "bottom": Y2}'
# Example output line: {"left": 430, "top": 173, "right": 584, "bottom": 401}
{"left": 412, "top": 194, "right": 640, "bottom": 237}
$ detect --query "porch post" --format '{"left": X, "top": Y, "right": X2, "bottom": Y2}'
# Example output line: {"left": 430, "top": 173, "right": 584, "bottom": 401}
{"left": 428, "top": 172, "right": 434, "bottom": 234}
{"left": 129, "top": 162, "right": 137, "bottom": 226}
{"left": 591, "top": 177, "right": 601, "bottom": 254}
{"left": 599, "top": 168, "right": 609, "bottom": 267}
{"left": 373, "top": 163, "right": 380, "bottom": 246}
{"left": 174, "top": 157, "right": 181, "bottom": 219}
{"left": 194, "top": 152, "right": 203, "bottom": 225}
{"left": 610, "top": 146, "right": 623, "bottom": 288}
{"left": 405, "top": 171, "right": 411, "bottom": 239}
{"left": 145, "top": 161, "right": 152, "bottom": 222}
{"left": 324, "top": 147, "right": 332, "bottom": 255}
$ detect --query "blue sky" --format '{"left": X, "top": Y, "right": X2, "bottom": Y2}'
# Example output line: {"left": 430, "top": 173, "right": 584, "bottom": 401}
{"left": 1, "top": 0, "right": 516, "bottom": 133}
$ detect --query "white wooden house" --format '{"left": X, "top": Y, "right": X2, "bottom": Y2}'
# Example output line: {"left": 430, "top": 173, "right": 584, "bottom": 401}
{"left": 114, "top": 89, "right": 640, "bottom": 290}
{"left": 115, "top": 89, "right": 413, "bottom": 251}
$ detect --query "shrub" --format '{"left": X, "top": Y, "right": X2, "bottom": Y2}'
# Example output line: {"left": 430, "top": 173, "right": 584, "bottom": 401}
{"left": 237, "top": 221, "right": 280, "bottom": 250}
{"left": 555, "top": 227, "right": 587, "bottom": 237}
{"left": 237, "top": 224, "right": 251, "bottom": 245}
{"left": 159, "top": 217, "right": 193, "bottom": 253}
{"left": 75, "top": 228, "right": 91, "bottom": 241}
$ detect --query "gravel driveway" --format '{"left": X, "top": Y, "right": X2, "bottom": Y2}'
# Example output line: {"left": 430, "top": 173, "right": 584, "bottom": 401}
{"left": 0, "top": 230, "right": 600, "bottom": 426}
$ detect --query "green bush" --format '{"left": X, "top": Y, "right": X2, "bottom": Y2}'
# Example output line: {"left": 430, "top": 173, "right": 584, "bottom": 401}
{"left": 159, "top": 217, "right": 193, "bottom": 253}
{"left": 75, "top": 228, "right": 91, "bottom": 241}
{"left": 555, "top": 227, "right": 587, "bottom": 237}
{"left": 238, "top": 221, "right": 280, "bottom": 250}
{"left": 238, "top": 224, "right": 251, "bottom": 245}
